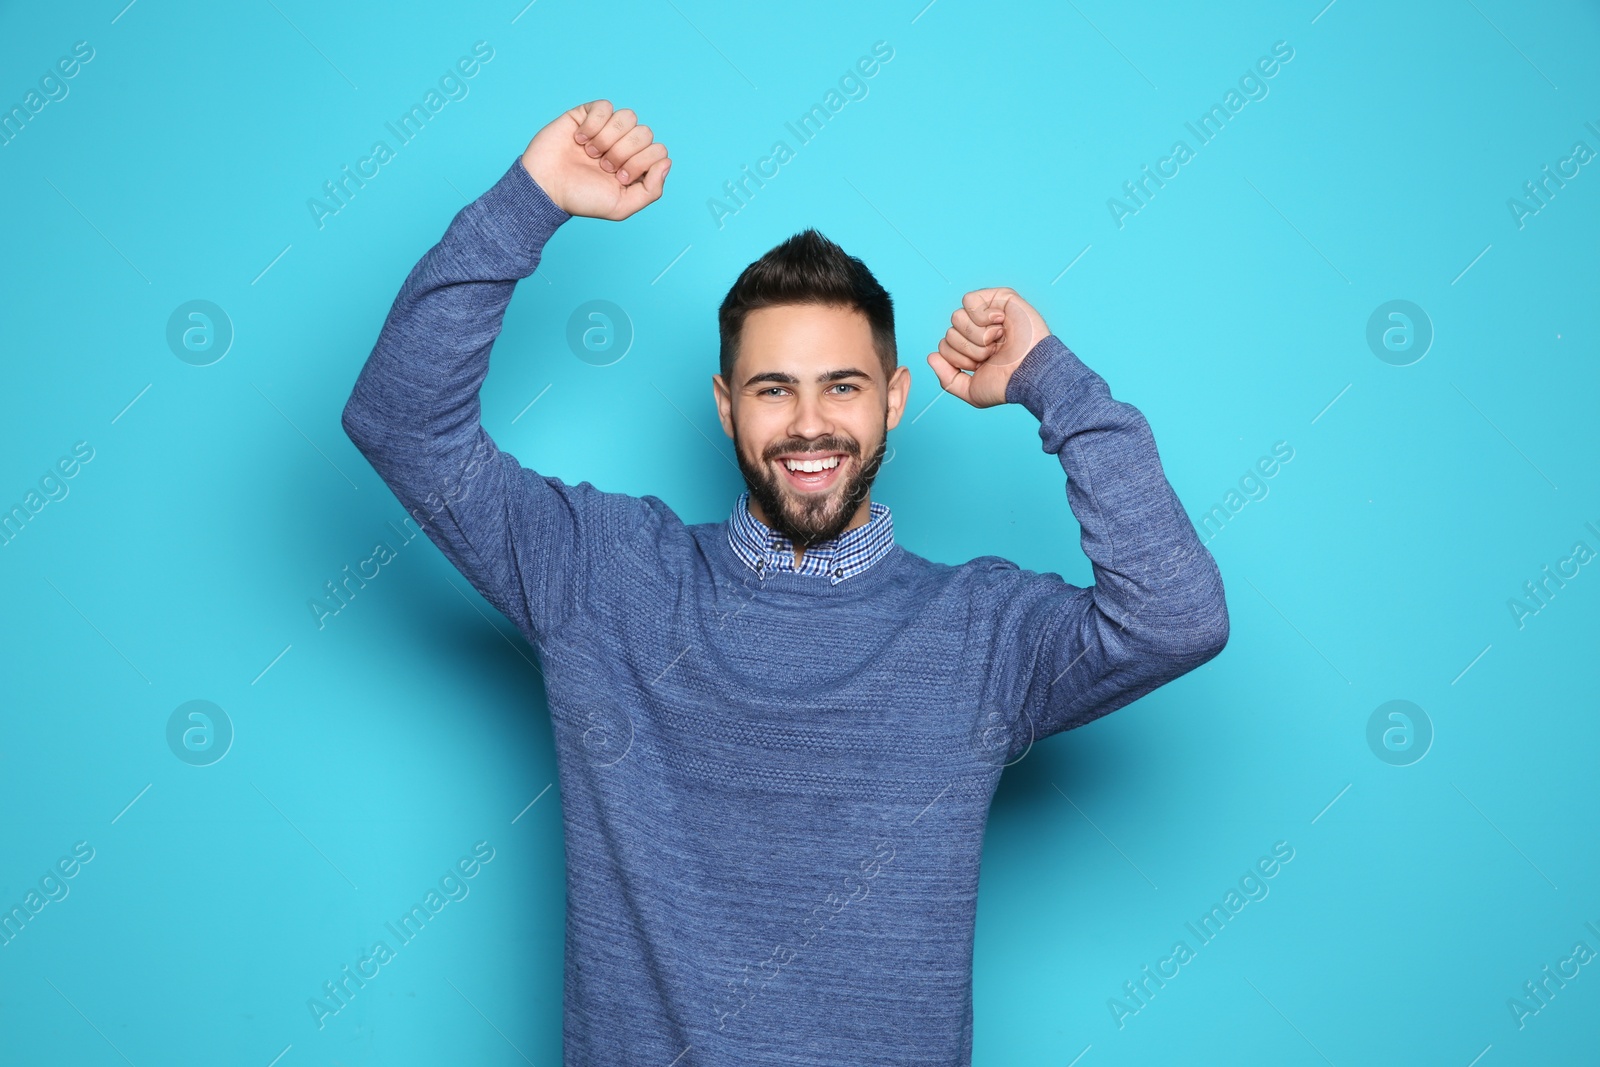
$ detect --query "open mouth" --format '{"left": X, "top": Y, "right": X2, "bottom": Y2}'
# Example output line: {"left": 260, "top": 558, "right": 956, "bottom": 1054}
{"left": 775, "top": 452, "right": 848, "bottom": 493}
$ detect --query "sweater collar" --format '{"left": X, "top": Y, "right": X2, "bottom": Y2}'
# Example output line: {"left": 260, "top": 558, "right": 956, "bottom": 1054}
{"left": 726, "top": 490, "right": 895, "bottom": 585}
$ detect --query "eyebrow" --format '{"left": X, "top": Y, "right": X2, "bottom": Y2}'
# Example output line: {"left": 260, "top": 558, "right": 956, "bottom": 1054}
{"left": 743, "top": 368, "right": 872, "bottom": 389}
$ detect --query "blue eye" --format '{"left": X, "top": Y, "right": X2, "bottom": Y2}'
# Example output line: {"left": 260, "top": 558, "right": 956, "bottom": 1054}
{"left": 756, "top": 383, "right": 859, "bottom": 396}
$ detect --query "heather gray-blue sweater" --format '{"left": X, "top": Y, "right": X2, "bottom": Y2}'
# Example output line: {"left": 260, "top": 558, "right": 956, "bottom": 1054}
{"left": 341, "top": 156, "right": 1230, "bottom": 1066}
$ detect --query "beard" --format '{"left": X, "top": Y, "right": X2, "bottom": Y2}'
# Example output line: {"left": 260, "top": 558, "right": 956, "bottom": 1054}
{"left": 733, "top": 421, "right": 888, "bottom": 549}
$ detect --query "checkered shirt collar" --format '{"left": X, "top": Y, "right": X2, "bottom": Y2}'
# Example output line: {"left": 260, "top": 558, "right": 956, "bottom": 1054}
{"left": 727, "top": 490, "right": 895, "bottom": 585}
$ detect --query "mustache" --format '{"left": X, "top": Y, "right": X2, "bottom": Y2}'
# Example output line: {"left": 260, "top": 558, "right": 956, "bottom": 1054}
{"left": 762, "top": 437, "right": 858, "bottom": 460}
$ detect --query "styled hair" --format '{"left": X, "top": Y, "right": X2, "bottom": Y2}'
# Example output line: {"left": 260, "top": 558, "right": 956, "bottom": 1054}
{"left": 717, "top": 228, "right": 896, "bottom": 383}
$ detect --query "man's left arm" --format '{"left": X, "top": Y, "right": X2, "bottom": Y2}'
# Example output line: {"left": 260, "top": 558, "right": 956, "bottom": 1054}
{"left": 928, "top": 289, "right": 1229, "bottom": 748}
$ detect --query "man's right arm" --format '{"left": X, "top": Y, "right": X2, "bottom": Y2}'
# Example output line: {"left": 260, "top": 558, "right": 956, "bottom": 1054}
{"left": 341, "top": 102, "right": 672, "bottom": 646}
{"left": 341, "top": 159, "right": 609, "bottom": 644}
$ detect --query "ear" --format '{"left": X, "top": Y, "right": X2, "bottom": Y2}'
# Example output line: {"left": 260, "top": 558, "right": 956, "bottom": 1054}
{"left": 712, "top": 373, "right": 734, "bottom": 438}
{"left": 884, "top": 364, "right": 912, "bottom": 431}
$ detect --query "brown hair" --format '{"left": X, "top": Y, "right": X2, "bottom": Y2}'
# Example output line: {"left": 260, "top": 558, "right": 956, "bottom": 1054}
{"left": 717, "top": 228, "right": 896, "bottom": 382}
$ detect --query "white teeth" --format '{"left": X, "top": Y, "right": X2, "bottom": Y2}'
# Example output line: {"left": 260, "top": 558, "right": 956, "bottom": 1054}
{"left": 784, "top": 455, "right": 841, "bottom": 473}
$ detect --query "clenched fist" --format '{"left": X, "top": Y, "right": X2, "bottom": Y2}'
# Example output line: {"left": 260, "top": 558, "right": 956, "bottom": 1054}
{"left": 520, "top": 100, "right": 671, "bottom": 221}
{"left": 927, "top": 288, "right": 1051, "bottom": 408}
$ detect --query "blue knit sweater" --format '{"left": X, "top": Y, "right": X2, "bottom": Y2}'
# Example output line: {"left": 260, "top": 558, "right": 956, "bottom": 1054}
{"left": 341, "top": 157, "right": 1229, "bottom": 1066}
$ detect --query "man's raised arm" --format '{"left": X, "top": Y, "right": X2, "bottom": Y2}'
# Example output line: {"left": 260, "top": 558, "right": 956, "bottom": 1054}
{"left": 927, "top": 289, "right": 1229, "bottom": 751}
{"left": 340, "top": 101, "right": 671, "bottom": 646}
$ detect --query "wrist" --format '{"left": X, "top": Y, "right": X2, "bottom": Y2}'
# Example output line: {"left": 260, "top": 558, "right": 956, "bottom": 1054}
{"left": 520, "top": 154, "right": 557, "bottom": 209}
{"left": 479, "top": 156, "right": 572, "bottom": 258}
{"left": 1000, "top": 310, "right": 1051, "bottom": 401}
{"left": 1004, "top": 335, "right": 1093, "bottom": 416}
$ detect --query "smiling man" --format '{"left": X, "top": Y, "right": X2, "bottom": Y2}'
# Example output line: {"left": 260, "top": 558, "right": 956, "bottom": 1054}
{"left": 342, "top": 100, "right": 1229, "bottom": 1066}
{"left": 713, "top": 236, "right": 910, "bottom": 574}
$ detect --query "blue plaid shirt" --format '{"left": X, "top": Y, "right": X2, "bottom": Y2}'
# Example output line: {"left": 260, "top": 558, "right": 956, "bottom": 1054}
{"left": 727, "top": 490, "right": 895, "bottom": 585}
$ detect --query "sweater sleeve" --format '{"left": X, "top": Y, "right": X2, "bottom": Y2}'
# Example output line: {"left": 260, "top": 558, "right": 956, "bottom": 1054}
{"left": 341, "top": 156, "right": 648, "bottom": 647}
{"left": 976, "top": 335, "right": 1229, "bottom": 756}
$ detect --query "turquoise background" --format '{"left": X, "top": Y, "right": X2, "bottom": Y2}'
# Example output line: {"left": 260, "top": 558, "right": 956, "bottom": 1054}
{"left": 2, "top": 0, "right": 1598, "bottom": 1063}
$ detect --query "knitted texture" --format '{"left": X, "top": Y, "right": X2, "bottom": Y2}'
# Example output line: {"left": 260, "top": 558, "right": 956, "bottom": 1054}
{"left": 342, "top": 156, "right": 1229, "bottom": 1066}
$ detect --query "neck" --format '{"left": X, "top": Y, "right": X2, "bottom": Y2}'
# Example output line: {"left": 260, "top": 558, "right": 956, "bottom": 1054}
{"left": 748, "top": 494, "right": 874, "bottom": 568}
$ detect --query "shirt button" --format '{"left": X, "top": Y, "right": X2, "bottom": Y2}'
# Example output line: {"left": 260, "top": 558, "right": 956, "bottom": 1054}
{"left": 833, "top": 567, "right": 844, "bottom": 578}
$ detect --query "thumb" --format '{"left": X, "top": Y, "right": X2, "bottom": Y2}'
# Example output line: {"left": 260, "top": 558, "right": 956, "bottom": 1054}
{"left": 611, "top": 157, "right": 670, "bottom": 220}
{"left": 639, "top": 156, "right": 671, "bottom": 202}
{"left": 927, "top": 351, "right": 972, "bottom": 405}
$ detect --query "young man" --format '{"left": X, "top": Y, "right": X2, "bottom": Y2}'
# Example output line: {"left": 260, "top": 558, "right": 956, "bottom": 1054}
{"left": 342, "top": 100, "right": 1228, "bottom": 1066}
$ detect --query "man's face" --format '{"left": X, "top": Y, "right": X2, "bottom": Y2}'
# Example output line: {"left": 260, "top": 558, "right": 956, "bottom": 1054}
{"left": 714, "top": 304, "right": 911, "bottom": 548}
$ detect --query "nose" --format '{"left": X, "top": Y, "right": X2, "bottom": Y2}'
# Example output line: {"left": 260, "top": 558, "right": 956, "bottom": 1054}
{"left": 787, "top": 388, "right": 834, "bottom": 443}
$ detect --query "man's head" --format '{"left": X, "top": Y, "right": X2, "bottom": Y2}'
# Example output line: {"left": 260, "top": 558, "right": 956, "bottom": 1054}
{"left": 713, "top": 230, "right": 912, "bottom": 551}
